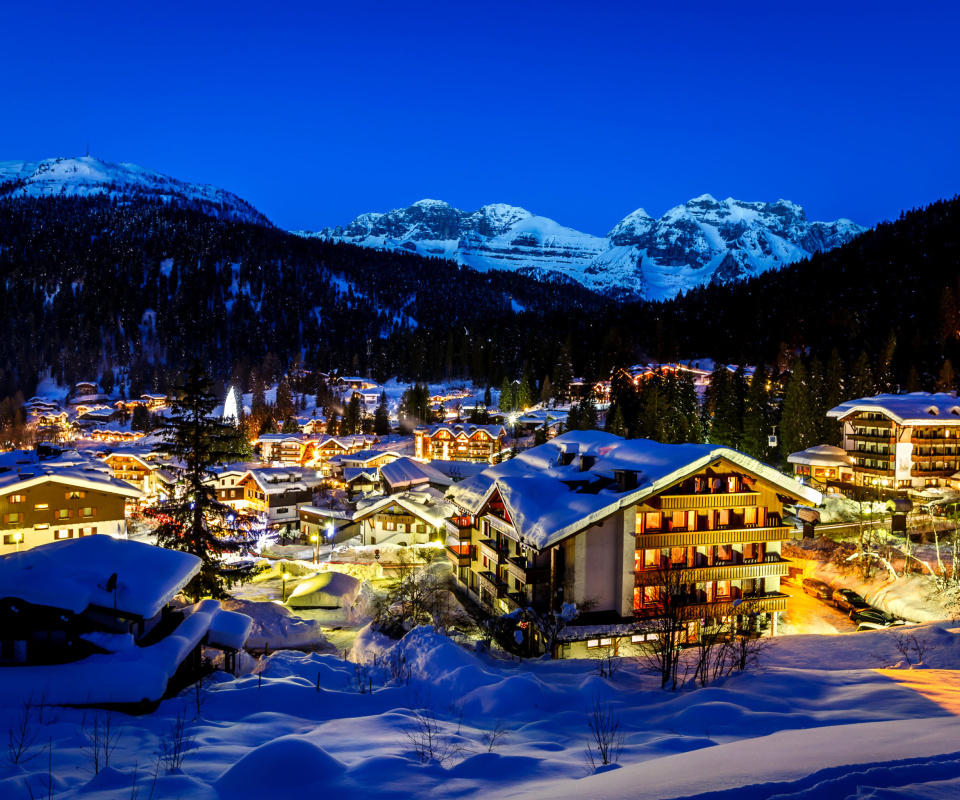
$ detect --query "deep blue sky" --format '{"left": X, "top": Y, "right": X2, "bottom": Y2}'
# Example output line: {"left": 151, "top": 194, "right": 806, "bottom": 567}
{"left": 2, "top": 1, "right": 958, "bottom": 235}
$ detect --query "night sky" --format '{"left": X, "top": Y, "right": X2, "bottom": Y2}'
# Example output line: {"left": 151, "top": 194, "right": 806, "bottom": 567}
{"left": 2, "top": 0, "right": 958, "bottom": 235}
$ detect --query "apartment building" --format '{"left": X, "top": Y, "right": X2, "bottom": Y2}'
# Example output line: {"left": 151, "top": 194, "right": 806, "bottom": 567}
{"left": 828, "top": 392, "right": 960, "bottom": 490}
{"left": 446, "top": 431, "right": 819, "bottom": 657}
{"left": 414, "top": 423, "right": 505, "bottom": 463}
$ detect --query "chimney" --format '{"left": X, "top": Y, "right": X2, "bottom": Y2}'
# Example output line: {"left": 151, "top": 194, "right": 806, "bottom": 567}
{"left": 616, "top": 470, "right": 639, "bottom": 492}
{"left": 579, "top": 454, "right": 596, "bottom": 472}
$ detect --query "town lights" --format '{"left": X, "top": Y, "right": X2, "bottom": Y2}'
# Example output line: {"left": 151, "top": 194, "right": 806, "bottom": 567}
{"left": 282, "top": 571, "right": 291, "bottom": 602}
{"left": 13, "top": 531, "right": 22, "bottom": 552}
{"left": 311, "top": 533, "right": 319, "bottom": 564}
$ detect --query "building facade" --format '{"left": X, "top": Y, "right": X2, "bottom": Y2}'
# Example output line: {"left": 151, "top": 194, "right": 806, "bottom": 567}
{"left": 414, "top": 423, "right": 506, "bottom": 463}
{"left": 446, "top": 431, "right": 819, "bottom": 656}
{"left": 828, "top": 393, "right": 960, "bottom": 490}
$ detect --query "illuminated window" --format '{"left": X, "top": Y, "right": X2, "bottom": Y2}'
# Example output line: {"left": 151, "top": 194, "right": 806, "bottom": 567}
{"left": 55, "top": 529, "right": 71, "bottom": 539}
{"left": 65, "top": 491, "right": 85, "bottom": 499}
{"left": 9, "top": 495, "right": 25, "bottom": 504}
{"left": 34, "top": 503, "right": 49, "bottom": 510}
{"left": 81, "top": 507, "right": 94, "bottom": 518}
{"left": 57, "top": 509, "right": 70, "bottom": 520}
{"left": 34, "top": 524, "right": 49, "bottom": 530}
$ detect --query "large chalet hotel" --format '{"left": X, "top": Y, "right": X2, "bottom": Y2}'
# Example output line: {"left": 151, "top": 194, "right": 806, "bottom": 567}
{"left": 827, "top": 392, "right": 960, "bottom": 491}
{"left": 414, "top": 423, "right": 506, "bottom": 463}
{"left": 446, "top": 431, "right": 820, "bottom": 656}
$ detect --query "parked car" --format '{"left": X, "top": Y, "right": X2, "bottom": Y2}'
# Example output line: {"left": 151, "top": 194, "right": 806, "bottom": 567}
{"left": 802, "top": 578, "right": 834, "bottom": 601}
{"left": 834, "top": 588, "right": 871, "bottom": 614}
{"left": 850, "top": 607, "right": 904, "bottom": 626}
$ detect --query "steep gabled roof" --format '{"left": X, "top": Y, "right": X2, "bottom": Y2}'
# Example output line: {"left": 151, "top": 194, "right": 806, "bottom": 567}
{"left": 827, "top": 392, "right": 960, "bottom": 425}
{"left": 448, "top": 431, "right": 820, "bottom": 552}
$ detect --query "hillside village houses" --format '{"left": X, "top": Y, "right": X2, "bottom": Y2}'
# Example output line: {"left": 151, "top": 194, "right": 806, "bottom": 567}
{"left": 256, "top": 432, "right": 380, "bottom": 471}
{"left": 446, "top": 430, "right": 820, "bottom": 657}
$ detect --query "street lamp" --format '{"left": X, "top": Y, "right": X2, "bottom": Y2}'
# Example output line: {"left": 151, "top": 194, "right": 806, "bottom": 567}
{"left": 282, "top": 571, "right": 291, "bottom": 602}
{"left": 13, "top": 531, "right": 22, "bottom": 552}
{"left": 310, "top": 533, "right": 319, "bottom": 564}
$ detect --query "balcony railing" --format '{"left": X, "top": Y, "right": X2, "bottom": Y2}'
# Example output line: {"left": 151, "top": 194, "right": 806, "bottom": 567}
{"left": 658, "top": 492, "right": 759, "bottom": 510}
{"left": 479, "top": 539, "right": 509, "bottom": 564}
{"left": 635, "top": 592, "right": 788, "bottom": 619}
{"left": 636, "top": 525, "right": 791, "bottom": 548}
{"left": 505, "top": 556, "right": 550, "bottom": 585}
{"left": 445, "top": 545, "right": 473, "bottom": 567}
{"left": 477, "top": 570, "right": 508, "bottom": 599}
{"left": 445, "top": 518, "right": 473, "bottom": 541}
{"left": 635, "top": 560, "right": 789, "bottom": 586}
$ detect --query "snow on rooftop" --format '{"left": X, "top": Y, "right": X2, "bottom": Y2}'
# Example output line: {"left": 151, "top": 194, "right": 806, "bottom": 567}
{"left": 380, "top": 457, "right": 452, "bottom": 490}
{"left": 828, "top": 392, "right": 960, "bottom": 424}
{"left": 448, "top": 431, "right": 820, "bottom": 551}
{"left": 787, "top": 444, "right": 854, "bottom": 467}
{"left": 0, "top": 536, "right": 200, "bottom": 618}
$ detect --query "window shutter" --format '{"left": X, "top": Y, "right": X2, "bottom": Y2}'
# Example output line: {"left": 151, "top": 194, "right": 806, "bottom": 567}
{"left": 93, "top": 507, "right": 97, "bottom": 516}
{"left": 69, "top": 509, "right": 74, "bottom": 518}
{"left": 2, "top": 514, "right": 7, "bottom": 524}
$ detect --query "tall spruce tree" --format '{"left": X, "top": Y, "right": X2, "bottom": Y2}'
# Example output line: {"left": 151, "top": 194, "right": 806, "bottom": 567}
{"left": 780, "top": 359, "right": 815, "bottom": 461}
{"left": 823, "top": 350, "right": 845, "bottom": 445}
{"left": 540, "top": 375, "right": 554, "bottom": 408}
{"left": 850, "top": 351, "right": 875, "bottom": 399}
{"left": 156, "top": 362, "right": 244, "bottom": 601}
{"left": 374, "top": 390, "right": 390, "bottom": 436}
{"left": 741, "top": 363, "right": 773, "bottom": 459}
{"left": 553, "top": 340, "right": 574, "bottom": 405}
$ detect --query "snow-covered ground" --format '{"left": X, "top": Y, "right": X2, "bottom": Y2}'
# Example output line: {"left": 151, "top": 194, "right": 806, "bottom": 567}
{"left": 5, "top": 622, "right": 960, "bottom": 799}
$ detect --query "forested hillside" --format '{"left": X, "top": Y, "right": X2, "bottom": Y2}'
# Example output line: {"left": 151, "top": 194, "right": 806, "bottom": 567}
{"left": 0, "top": 194, "right": 614, "bottom": 400}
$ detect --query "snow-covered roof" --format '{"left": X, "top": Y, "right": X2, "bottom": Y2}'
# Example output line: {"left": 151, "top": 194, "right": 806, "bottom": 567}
{"left": 341, "top": 449, "right": 402, "bottom": 465}
{"left": 0, "top": 536, "right": 200, "bottom": 618}
{"left": 0, "top": 459, "right": 144, "bottom": 499}
{"left": 827, "top": 393, "right": 960, "bottom": 425}
{"left": 787, "top": 444, "right": 854, "bottom": 468}
{"left": 426, "top": 459, "right": 490, "bottom": 481}
{"left": 344, "top": 468, "right": 379, "bottom": 483}
{"left": 380, "top": 457, "right": 453, "bottom": 490}
{"left": 447, "top": 431, "right": 821, "bottom": 552}
{"left": 353, "top": 487, "right": 455, "bottom": 529}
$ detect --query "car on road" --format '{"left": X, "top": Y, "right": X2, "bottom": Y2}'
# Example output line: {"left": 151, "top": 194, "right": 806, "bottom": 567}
{"left": 850, "top": 607, "right": 904, "bottom": 626}
{"left": 802, "top": 578, "right": 834, "bottom": 600}
{"left": 834, "top": 588, "right": 871, "bottom": 614}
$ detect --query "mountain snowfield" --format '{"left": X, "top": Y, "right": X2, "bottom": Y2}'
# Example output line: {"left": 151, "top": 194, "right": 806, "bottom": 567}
{"left": 304, "top": 197, "right": 865, "bottom": 300}
{"left": 0, "top": 156, "right": 270, "bottom": 226}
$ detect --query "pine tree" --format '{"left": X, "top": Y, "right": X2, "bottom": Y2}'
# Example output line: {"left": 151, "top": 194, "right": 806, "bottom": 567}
{"left": 705, "top": 366, "right": 740, "bottom": 447}
{"left": 374, "top": 391, "right": 390, "bottom": 436}
{"left": 937, "top": 359, "right": 956, "bottom": 392}
{"left": 807, "top": 356, "right": 826, "bottom": 444}
{"left": 741, "top": 363, "right": 773, "bottom": 459}
{"left": 553, "top": 340, "right": 573, "bottom": 405}
{"left": 850, "top": 351, "right": 875, "bottom": 399}
{"left": 155, "top": 363, "right": 244, "bottom": 601}
{"left": 344, "top": 393, "right": 364, "bottom": 435}
{"left": 876, "top": 331, "right": 897, "bottom": 393}
{"left": 780, "top": 359, "right": 814, "bottom": 461}
{"left": 540, "top": 375, "right": 554, "bottom": 408}
{"left": 517, "top": 362, "right": 534, "bottom": 410}
{"left": 607, "top": 404, "right": 626, "bottom": 437}
{"left": 499, "top": 377, "right": 514, "bottom": 412}
{"left": 823, "top": 350, "right": 845, "bottom": 445}
{"left": 251, "top": 369, "right": 267, "bottom": 414}
{"left": 577, "top": 395, "right": 599, "bottom": 431}
{"left": 483, "top": 385, "right": 492, "bottom": 407}
{"left": 275, "top": 376, "right": 294, "bottom": 420}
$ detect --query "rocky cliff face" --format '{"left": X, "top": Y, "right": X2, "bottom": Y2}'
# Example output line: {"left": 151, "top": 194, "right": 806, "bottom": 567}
{"left": 301, "top": 195, "right": 864, "bottom": 301}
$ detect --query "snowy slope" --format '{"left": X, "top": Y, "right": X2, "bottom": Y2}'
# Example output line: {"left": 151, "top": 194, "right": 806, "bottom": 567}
{"left": 303, "top": 196, "right": 864, "bottom": 300}
{"left": 0, "top": 156, "right": 270, "bottom": 225}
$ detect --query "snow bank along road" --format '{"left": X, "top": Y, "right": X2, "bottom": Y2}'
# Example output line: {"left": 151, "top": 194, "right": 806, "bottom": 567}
{"left": 5, "top": 623, "right": 960, "bottom": 799}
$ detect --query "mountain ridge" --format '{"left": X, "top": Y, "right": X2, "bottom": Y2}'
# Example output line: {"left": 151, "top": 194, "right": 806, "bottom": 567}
{"left": 301, "top": 196, "right": 865, "bottom": 300}
{"left": 0, "top": 156, "right": 271, "bottom": 226}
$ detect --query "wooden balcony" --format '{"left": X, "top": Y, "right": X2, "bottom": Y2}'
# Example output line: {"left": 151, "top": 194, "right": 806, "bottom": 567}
{"left": 483, "top": 513, "right": 516, "bottom": 537}
{"left": 505, "top": 556, "right": 550, "bottom": 585}
{"left": 635, "top": 592, "right": 788, "bottom": 620}
{"left": 445, "top": 545, "right": 473, "bottom": 568}
{"left": 445, "top": 518, "right": 473, "bottom": 541}
{"left": 849, "top": 433, "right": 895, "bottom": 443}
{"left": 479, "top": 538, "right": 509, "bottom": 564}
{"left": 635, "top": 560, "right": 790, "bottom": 586}
{"left": 657, "top": 492, "right": 759, "bottom": 510}
{"left": 636, "top": 525, "right": 792, "bottom": 548}
{"left": 477, "top": 570, "right": 508, "bottom": 599}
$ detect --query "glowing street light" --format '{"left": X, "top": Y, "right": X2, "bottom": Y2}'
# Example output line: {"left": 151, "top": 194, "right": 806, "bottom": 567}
{"left": 13, "top": 531, "right": 22, "bottom": 552}
{"left": 282, "top": 571, "right": 291, "bottom": 602}
{"left": 310, "top": 533, "right": 319, "bottom": 564}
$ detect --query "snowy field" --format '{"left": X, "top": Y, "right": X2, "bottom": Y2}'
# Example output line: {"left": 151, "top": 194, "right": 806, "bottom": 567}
{"left": 6, "top": 622, "right": 960, "bottom": 799}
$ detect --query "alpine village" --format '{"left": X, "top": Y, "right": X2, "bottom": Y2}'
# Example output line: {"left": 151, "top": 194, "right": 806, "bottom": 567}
{"left": 3, "top": 5, "right": 960, "bottom": 799}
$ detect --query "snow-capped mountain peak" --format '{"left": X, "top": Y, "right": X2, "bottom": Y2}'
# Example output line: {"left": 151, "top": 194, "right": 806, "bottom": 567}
{"left": 303, "top": 195, "right": 865, "bottom": 301}
{"left": 0, "top": 156, "right": 269, "bottom": 225}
